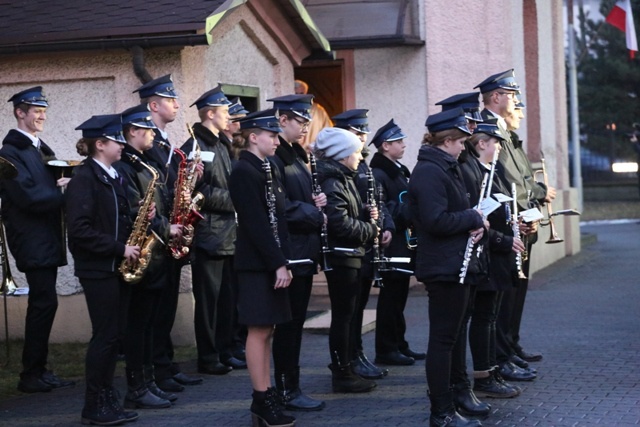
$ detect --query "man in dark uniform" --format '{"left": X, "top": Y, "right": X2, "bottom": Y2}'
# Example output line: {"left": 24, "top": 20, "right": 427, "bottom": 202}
{"left": 267, "top": 94, "right": 326, "bottom": 411}
{"left": 181, "top": 85, "right": 238, "bottom": 376}
{"left": 134, "top": 75, "right": 203, "bottom": 392}
{"left": 0, "top": 86, "right": 74, "bottom": 393}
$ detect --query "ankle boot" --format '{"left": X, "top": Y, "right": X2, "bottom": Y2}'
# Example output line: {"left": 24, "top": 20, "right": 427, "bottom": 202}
{"left": 452, "top": 384, "right": 490, "bottom": 417}
{"left": 274, "top": 368, "right": 325, "bottom": 411}
{"left": 104, "top": 386, "right": 138, "bottom": 423}
{"left": 329, "top": 363, "right": 376, "bottom": 393}
{"left": 124, "top": 368, "right": 171, "bottom": 409}
{"left": 351, "top": 351, "right": 386, "bottom": 379}
{"left": 144, "top": 365, "right": 178, "bottom": 402}
{"left": 250, "top": 389, "right": 296, "bottom": 427}
{"left": 429, "top": 391, "right": 482, "bottom": 427}
{"left": 81, "top": 389, "right": 125, "bottom": 426}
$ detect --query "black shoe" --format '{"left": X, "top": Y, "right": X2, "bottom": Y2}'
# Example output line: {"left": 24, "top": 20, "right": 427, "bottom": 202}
{"left": 221, "top": 356, "right": 247, "bottom": 370}
{"left": 329, "top": 364, "right": 377, "bottom": 393}
{"left": 352, "top": 354, "right": 385, "bottom": 380}
{"left": 232, "top": 346, "right": 246, "bottom": 362}
{"left": 156, "top": 377, "right": 185, "bottom": 392}
{"left": 509, "top": 354, "right": 536, "bottom": 373}
{"left": 104, "top": 387, "right": 139, "bottom": 423}
{"left": 375, "top": 351, "right": 415, "bottom": 366}
{"left": 358, "top": 351, "right": 388, "bottom": 377}
{"left": 17, "top": 377, "right": 52, "bottom": 393}
{"left": 198, "top": 362, "right": 232, "bottom": 375}
{"left": 81, "top": 389, "right": 126, "bottom": 426}
{"left": 429, "top": 410, "right": 482, "bottom": 427}
{"left": 516, "top": 348, "right": 543, "bottom": 362}
{"left": 492, "top": 370, "right": 521, "bottom": 395}
{"left": 453, "top": 388, "right": 490, "bottom": 417}
{"left": 251, "top": 389, "right": 295, "bottom": 427}
{"left": 401, "top": 348, "right": 426, "bottom": 361}
{"left": 473, "top": 375, "right": 519, "bottom": 399}
{"left": 172, "top": 372, "right": 203, "bottom": 386}
{"left": 41, "top": 371, "right": 75, "bottom": 389}
{"left": 498, "top": 362, "right": 536, "bottom": 382}
{"left": 281, "top": 388, "right": 325, "bottom": 412}
{"left": 124, "top": 369, "right": 171, "bottom": 409}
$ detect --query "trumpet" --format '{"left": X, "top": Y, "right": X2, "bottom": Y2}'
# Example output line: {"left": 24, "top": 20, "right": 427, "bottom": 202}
{"left": 534, "top": 152, "right": 580, "bottom": 244}
{"left": 47, "top": 159, "right": 80, "bottom": 260}
{"left": 398, "top": 191, "right": 417, "bottom": 250}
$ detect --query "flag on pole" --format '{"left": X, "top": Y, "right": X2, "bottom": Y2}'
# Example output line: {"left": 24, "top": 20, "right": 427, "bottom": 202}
{"left": 605, "top": 0, "right": 638, "bottom": 59}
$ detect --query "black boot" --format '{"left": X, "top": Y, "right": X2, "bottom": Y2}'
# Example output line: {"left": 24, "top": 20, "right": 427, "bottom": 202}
{"left": 250, "top": 389, "right": 296, "bottom": 427}
{"left": 452, "top": 383, "right": 490, "bottom": 417}
{"left": 351, "top": 351, "right": 387, "bottom": 379}
{"left": 81, "top": 389, "right": 125, "bottom": 426}
{"left": 104, "top": 386, "right": 138, "bottom": 423}
{"left": 144, "top": 365, "right": 178, "bottom": 402}
{"left": 329, "top": 363, "right": 376, "bottom": 393}
{"left": 275, "top": 368, "right": 325, "bottom": 411}
{"left": 429, "top": 391, "right": 482, "bottom": 427}
{"left": 472, "top": 370, "right": 520, "bottom": 399}
{"left": 124, "top": 369, "right": 171, "bottom": 409}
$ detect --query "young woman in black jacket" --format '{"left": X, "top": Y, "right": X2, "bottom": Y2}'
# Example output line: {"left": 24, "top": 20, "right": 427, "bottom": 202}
{"left": 67, "top": 114, "right": 140, "bottom": 425}
{"left": 312, "top": 127, "right": 379, "bottom": 394}
{"left": 228, "top": 109, "right": 295, "bottom": 427}
{"left": 408, "top": 108, "right": 484, "bottom": 427}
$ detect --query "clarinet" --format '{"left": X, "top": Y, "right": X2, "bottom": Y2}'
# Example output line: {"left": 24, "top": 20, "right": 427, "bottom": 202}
{"left": 511, "top": 183, "right": 527, "bottom": 279}
{"left": 309, "top": 152, "right": 332, "bottom": 271}
{"left": 262, "top": 159, "right": 312, "bottom": 266}
{"left": 366, "top": 169, "right": 384, "bottom": 288}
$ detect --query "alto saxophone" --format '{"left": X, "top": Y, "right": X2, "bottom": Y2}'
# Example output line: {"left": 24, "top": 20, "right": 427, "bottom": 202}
{"left": 119, "top": 154, "right": 164, "bottom": 284}
{"left": 165, "top": 131, "right": 204, "bottom": 259}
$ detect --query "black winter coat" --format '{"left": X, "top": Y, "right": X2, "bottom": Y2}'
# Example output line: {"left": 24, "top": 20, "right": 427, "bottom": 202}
{"left": 317, "top": 158, "right": 378, "bottom": 269}
{"left": 408, "top": 144, "right": 484, "bottom": 284}
{"left": 271, "top": 138, "right": 323, "bottom": 276}
{"left": 369, "top": 152, "right": 415, "bottom": 270}
{"left": 182, "top": 123, "right": 236, "bottom": 257}
{"left": 0, "top": 130, "right": 66, "bottom": 271}
{"left": 145, "top": 129, "right": 180, "bottom": 194}
{"left": 66, "top": 160, "right": 132, "bottom": 279}
{"left": 229, "top": 151, "right": 290, "bottom": 272}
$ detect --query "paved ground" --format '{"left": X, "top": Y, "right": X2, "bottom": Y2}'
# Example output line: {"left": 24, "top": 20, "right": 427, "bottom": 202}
{"left": 1, "top": 221, "right": 639, "bottom": 426}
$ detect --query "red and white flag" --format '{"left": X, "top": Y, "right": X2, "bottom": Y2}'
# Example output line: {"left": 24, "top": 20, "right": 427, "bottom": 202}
{"left": 606, "top": 0, "right": 638, "bottom": 59}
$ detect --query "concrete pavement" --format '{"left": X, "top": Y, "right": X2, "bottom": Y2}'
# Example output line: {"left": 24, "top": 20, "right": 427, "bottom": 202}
{"left": 1, "top": 221, "right": 639, "bottom": 426}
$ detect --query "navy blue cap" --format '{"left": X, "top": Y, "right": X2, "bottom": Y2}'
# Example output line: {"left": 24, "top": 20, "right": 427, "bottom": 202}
{"left": 332, "top": 109, "right": 370, "bottom": 134}
{"left": 75, "top": 114, "right": 126, "bottom": 144}
{"left": 133, "top": 74, "right": 178, "bottom": 99}
{"left": 8, "top": 86, "right": 48, "bottom": 107}
{"left": 228, "top": 97, "right": 249, "bottom": 116}
{"left": 235, "top": 108, "right": 282, "bottom": 133}
{"left": 190, "top": 85, "right": 231, "bottom": 109}
{"left": 514, "top": 93, "right": 525, "bottom": 109}
{"left": 121, "top": 104, "right": 157, "bottom": 129}
{"left": 473, "top": 121, "right": 505, "bottom": 142}
{"left": 425, "top": 108, "right": 471, "bottom": 135}
{"left": 369, "top": 119, "right": 406, "bottom": 148}
{"left": 474, "top": 69, "right": 520, "bottom": 94}
{"left": 436, "top": 92, "right": 483, "bottom": 122}
{"left": 267, "top": 94, "right": 313, "bottom": 120}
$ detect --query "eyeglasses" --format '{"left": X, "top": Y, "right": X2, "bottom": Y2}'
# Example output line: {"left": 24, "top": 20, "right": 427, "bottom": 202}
{"left": 293, "top": 117, "right": 310, "bottom": 130}
{"left": 496, "top": 91, "right": 516, "bottom": 99}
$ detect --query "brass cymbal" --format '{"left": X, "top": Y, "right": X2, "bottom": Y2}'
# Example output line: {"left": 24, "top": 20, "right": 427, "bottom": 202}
{"left": 0, "top": 156, "right": 17, "bottom": 180}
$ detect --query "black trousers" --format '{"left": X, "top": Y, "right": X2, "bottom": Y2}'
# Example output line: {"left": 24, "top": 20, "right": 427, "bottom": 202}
{"left": 272, "top": 275, "right": 314, "bottom": 373}
{"left": 216, "top": 257, "right": 245, "bottom": 362}
{"left": 351, "top": 274, "right": 372, "bottom": 359}
{"left": 469, "top": 290, "right": 499, "bottom": 372}
{"left": 496, "top": 287, "right": 515, "bottom": 364}
{"left": 124, "top": 286, "right": 162, "bottom": 371}
{"left": 21, "top": 267, "right": 58, "bottom": 379}
{"left": 425, "top": 281, "right": 470, "bottom": 396}
{"left": 325, "top": 266, "right": 360, "bottom": 366}
{"left": 510, "top": 247, "right": 533, "bottom": 354}
{"left": 81, "top": 276, "right": 130, "bottom": 394}
{"left": 152, "top": 257, "right": 184, "bottom": 380}
{"left": 192, "top": 250, "right": 228, "bottom": 366}
{"left": 450, "top": 285, "right": 477, "bottom": 388}
{"left": 375, "top": 274, "right": 411, "bottom": 355}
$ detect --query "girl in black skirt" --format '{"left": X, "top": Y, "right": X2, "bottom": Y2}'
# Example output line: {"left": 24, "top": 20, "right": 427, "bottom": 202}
{"left": 228, "top": 109, "right": 295, "bottom": 427}
{"left": 67, "top": 114, "right": 140, "bottom": 425}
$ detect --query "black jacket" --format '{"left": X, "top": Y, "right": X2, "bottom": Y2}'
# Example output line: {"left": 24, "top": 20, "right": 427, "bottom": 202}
{"left": 271, "top": 138, "right": 324, "bottom": 276}
{"left": 181, "top": 123, "right": 236, "bottom": 257}
{"left": 369, "top": 152, "right": 415, "bottom": 269}
{"left": 145, "top": 130, "right": 181, "bottom": 194}
{"left": 66, "top": 160, "right": 132, "bottom": 279}
{"left": 0, "top": 130, "right": 66, "bottom": 271}
{"left": 408, "top": 144, "right": 484, "bottom": 284}
{"left": 229, "top": 151, "right": 289, "bottom": 272}
{"left": 317, "top": 158, "right": 378, "bottom": 269}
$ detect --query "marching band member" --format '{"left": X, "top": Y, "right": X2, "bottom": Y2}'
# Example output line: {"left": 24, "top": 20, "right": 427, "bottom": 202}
{"left": 313, "top": 127, "right": 379, "bottom": 393}
{"left": 228, "top": 108, "right": 295, "bottom": 427}
{"left": 0, "top": 86, "right": 74, "bottom": 394}
{"left": 408, "top": 108, "right": 484, "bottom": 427}
{"left": 68, "top": 114, "right": 139, "bottom": 425}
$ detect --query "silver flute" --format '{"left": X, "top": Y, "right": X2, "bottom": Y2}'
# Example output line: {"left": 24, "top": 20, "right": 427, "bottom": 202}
{"left": 510, "top": 182, "right": 527, "bottom": 279}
